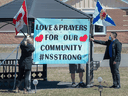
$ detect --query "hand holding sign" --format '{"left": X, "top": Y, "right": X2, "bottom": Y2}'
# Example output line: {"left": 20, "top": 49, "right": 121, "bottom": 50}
{"left": 79, "top": 34, "right": 88, "bottom": 42}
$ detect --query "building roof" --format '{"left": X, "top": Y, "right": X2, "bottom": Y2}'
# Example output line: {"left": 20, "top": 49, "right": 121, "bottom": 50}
{"left": 0, "top": 0, "right": 92, "bottom": 20}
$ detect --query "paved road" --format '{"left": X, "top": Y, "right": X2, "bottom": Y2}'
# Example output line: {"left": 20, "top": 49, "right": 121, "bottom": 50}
{"left": 93, "top": 54, "right": 127, "bottom": 67}
{"left": 0, "top": 53, "right": 127, "bottom": 67}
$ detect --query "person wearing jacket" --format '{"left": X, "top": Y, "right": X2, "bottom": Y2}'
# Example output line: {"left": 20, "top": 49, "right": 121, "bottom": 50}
{"left": 15, "top": 36, "right": 35, "bottom": 93}
{"left": 90, "top": 32, "right": 122, "bottom": 89}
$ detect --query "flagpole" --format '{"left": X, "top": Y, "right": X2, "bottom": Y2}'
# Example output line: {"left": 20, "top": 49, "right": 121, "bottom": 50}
{"left": 20, "top": 30, "right": 27, "bottom": 37}
{"left": 23, "top": 0, "right": 28, "bottom": 37}
{"left": 24, "top": 0, "right": 29, "bottom": 36}
{"left": 27, "top": 21, "right": 29, "bottom": 35}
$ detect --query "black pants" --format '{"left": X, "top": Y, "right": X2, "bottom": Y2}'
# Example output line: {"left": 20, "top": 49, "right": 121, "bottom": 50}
{"left": 16, "top": 66, "right": 31, "bottom": 89}
{"left": 109, "top": 58, "right": 120, "bottom": 86}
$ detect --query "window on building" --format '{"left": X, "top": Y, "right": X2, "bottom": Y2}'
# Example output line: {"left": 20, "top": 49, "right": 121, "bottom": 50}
{"left": 17, "top": 22, "right": 34, "bottom": 36}
{"left": 86, "top": 14, "right": 106, "bottom": 35}
{"left": 93, "top": 25, "right": 106, "bottom": 35}
{"left": 0, "top": 21, "right": 34, "bottom": 36}
{"left": 0, "top": 22, "right": 15, "bottom": 32}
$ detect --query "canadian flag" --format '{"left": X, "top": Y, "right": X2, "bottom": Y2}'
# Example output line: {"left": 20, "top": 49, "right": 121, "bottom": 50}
{"left": 13, "top": 0, "right": 28, "bottom": 35}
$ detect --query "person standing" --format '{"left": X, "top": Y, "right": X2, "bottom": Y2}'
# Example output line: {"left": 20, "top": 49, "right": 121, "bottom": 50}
{"left": 15, "top": 36, "right": 35, "bottom": 93}
{"left": 69, "top": 64, "right": 86, "bottom": 87}
{"left": 90, "top": 32, "right": 122, "bottom": 89}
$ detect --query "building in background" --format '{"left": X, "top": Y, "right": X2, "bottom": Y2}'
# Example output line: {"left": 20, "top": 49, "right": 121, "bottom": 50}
{"left": 0, "top": 0, "right": 128, "bottom": 44}
{"left": 62, "top": 0, "right": 128, "bottom": 43}
{"left": 0, "top": 0, "right": 22, "bottom": 44}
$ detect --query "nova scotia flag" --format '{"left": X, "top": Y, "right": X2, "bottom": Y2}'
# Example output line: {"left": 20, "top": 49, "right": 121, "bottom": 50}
{"left": 93, "top": 0, "right": 116, "bottom": 26}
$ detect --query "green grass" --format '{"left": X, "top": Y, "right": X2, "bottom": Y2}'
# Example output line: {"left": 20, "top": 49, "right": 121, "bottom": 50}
{"left": 0, "top": 47, "right": 21, "bottom": 53}
{"left": 0, "top": 67, "right": 128, "bottom": 96}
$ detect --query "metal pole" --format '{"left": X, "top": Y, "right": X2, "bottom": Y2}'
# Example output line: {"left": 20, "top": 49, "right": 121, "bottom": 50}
{"left": 90, "top": 18, "right": 93, "bottom": 64}
{"left": 86, "top": 18, "right": 93, "bottom": 87}
{"left": 35, "top": 85, "right": 36, "bottom": 93}
{"left": 12, "top": 46, "right": 19, "bottom": 90}
{"left": 86, "top": 63, "right": 90, "bottom": 88}
{"left": 43, "top": 64, "right": 47, "bottom": 81}
{"left": 100, "top": 91, "right": 101, "bottom": 96}
{"left": 28, "top": 20, "right": 32, "bottom": 36}
{"left": 0, "top": 38, "right": 25, "bottom": 66}
{"left": 90, "top": 19, "right": 94, "bottom": 84}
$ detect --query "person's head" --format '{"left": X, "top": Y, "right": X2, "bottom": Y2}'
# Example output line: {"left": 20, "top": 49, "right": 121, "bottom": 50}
{"left": 110, "top": 32, "right": 117, "bottom": 41}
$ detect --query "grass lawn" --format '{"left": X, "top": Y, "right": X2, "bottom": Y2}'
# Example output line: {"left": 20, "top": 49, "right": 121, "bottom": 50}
{"left": 0, "top": 67, "right": 128, "bottom": 96}
{"left": 0, "top": 47, "right": 128, "bottom": 53}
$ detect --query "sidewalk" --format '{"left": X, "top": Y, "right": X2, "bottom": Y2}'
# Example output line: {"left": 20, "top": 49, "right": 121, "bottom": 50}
{"left": 94, "top": 44, "right": 128, "bottom": 47}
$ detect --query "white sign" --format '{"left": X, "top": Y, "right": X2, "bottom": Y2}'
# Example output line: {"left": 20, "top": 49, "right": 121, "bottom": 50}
{"left": 34, "top": 18, "right": 90, "bottom": 64}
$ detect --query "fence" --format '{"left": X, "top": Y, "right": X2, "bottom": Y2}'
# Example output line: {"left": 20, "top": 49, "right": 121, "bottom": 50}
{"left": 0, "top": 59, "right": 47, "bottom": 88}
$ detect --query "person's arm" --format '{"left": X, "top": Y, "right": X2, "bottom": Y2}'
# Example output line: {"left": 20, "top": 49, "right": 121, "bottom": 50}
{"left": 20, "top": 40, "right": 26, "bottom": 50}
{"left": 20, "top": 42, "right": 35, "bottom": 53}
{"left": 114, "top": 42, "right": 122, "bottom": 62}
{"left": 20, "top": 37, "right": 35, "bottom": 53}
{"left": 90, "top": 38, "right": 108, "bottom": 45}
{"left": 25, "top": 44, "right": 35, "bottom": 53}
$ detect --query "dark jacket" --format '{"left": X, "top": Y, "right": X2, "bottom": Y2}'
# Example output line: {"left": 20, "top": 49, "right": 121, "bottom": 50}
{"left": 19, "top": 40, "right": 35, "bottom": 70}
{"left": 94, "top": 39, "right": 122, "bottom": 62}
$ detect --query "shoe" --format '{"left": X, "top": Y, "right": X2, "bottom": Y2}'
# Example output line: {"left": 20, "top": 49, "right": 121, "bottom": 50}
{"left": 15, "top": 87, "right": 19, "bottom": 93}
{"left": 109, "top": 85, "right": 116, "bottom": 88}
{"left": 71, "top": 82, "right": 76, "bottom": 87}
{"left": 23, "top": 88, "right": 28, "bottom": 94}
{"left": 79, "top": 82, "right": 86, "bottom": 88}
{"left": 115, "top": 85, "right": 121, "bottom": 89}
